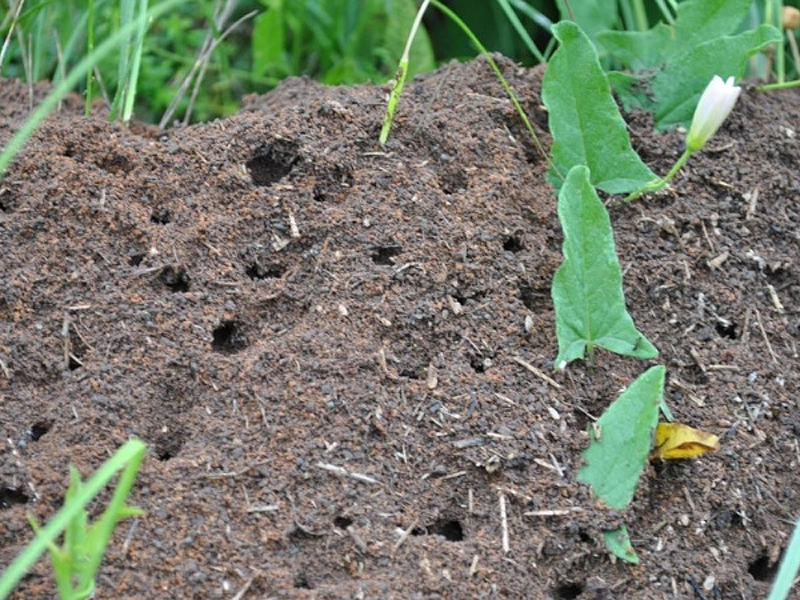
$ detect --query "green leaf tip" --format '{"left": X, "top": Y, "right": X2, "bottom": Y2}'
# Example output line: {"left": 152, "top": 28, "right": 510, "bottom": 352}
{"left": 542, "top": 21, "right": 655, "bottom": 194}
{"left": 603, "top": 525, "right": 639, "bottom": 564}
{"left": 578, "top": 365, "right": 665, "bottom": 510}
{"left": 552, "top": 166, "right": 658, "bottom": 368}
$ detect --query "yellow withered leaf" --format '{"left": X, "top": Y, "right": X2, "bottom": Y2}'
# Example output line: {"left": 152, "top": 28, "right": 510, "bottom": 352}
{"left": 651, "top": 423, "right": 720, "bottom": 460}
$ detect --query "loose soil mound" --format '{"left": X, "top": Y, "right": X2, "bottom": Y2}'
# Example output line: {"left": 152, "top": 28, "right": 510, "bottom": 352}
{"left": 1, "top": 57, "right": 799, "bottom": 599}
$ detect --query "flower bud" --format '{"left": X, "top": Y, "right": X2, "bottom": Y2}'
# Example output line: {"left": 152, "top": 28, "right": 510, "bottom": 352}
{"left": 686, "top": 75, "right": 741, "bottom": 153}
{"left": 784, "top": 6, "right": 800, "bottom": 31}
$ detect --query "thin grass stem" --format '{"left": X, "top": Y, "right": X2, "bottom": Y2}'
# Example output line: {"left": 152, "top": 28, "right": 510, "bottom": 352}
{"left": 428, "top": 0, "right": 554, "bottom": 173}
{"left": 378, "top": 0, "right": 430, "bottom": 145}
{"left": 756, "top": 78, "right": 800, "bottom": 90}
{"left": 85, "top": 0, "right": 95, "bottom": 116}
{"left": 775, "top": 0, "right": 785, "bottom": 83}
{"left": 495, "top": 0, "right": 545, "bottom": 63}
{"left": 0, "top": 0, "right": 182, "bottom": 181}
{"left": 0, "top": 0, "right": 26, "bottom": 73}
{"left": 631, "top": 0, "right": 648, "bottom": 31}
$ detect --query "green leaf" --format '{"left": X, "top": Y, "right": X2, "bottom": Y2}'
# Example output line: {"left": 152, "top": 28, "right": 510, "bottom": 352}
{"left": 555, "top": 0, "right": 617, "bottom": 52}
{"left": 599, "top": 0, "right": 753, "bottom": 71}
{"left": 653, "top": 25, "right": 781, "bottom": 127}
{"left": 252, "top": 0, "right": 287, "bottom": 78}
{"left": 578, "top": 365, "right": 665, "bottom": 509}
{"left": 542, "top": 21, "right": 656, "bottom": 194}
{"left": 598, "top": 24, "right": 674, "bottom": 70}
{"left": 670, "top": 0, "right": 753, "bottom": 51}
{"left": 551, "top": 166, "right": 658, "bottom": 367}
{"left": 603, "top": 525, "right": 639, "bottom": 564}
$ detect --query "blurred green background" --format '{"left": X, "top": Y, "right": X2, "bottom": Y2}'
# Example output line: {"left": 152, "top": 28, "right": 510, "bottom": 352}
{"left": 0, "top": 0, "right": 797, "bottom": 124}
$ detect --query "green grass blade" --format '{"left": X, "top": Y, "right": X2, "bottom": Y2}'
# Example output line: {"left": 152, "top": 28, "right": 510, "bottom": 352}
{"left": 768, "top": 516, "right": 800, "bottom": 600}
{"left": 495, "top": 0, "right": 545, "bottom": 63}
{"left": 121, "top": 0, "right": 148, "bottom": 123}
{"left": 0, "top": 439, "right": 147, "bottom": 599}
{"left": 0, "top": 0, "right": 182, "bottom": 181}
{"left": 379, "top": 0, "right": 430, "bottom": 145}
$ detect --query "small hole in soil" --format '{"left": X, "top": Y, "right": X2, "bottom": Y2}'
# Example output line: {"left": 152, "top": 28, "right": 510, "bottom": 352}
{"left": 468, "top": 355, "right": 490, "bottom": 373}
{"left": 519, "top": 283, "right": 548, "bottom": 312}
{"left": 150, "top": 207, "right": 172, "bottom": 225}
{"left": 553, "top": 582, "right": 584, "bottom": 599}
{"left": 715, "top": 320, "right": 737, "bottom": 339}
{"left": 211, "top": 320, "right": 248, "bottom": 353}
{"left": 333, "top": 516, "right": 353, "bottom": 529}
{"left": 371, "top": 245, "right": 402, "bottom": 266}
{"left": 160, "top": 266, "right": 190, "bottom": 292}
{"left": 98, "top": 153, "right": 131, "bottom": 174}
{"left": 0, "top": 486, "right": 29, "bottom": 509}
{"left": 246, "top": 139, "right": 300, "bottom": 186}
{"left": 293, "top": 573, "right": 313, "bottom": 590}
{"left": 749, "top": 553, "right": 779, "bottom": 582}
{"left": 503, "top": 234, "right": 524, "bottom": 253}
{"left": 0, "top": 188, "right": 15, "bottom": 212}
{"left": 412, "top": 519, "right": 464, "bottom": 541}
{"left": 155, "top": 440, "right": 182, "bottom": 462}
{"left": 30, "top": 421, "right": 51, "bottom": 441}
{"left": 67, "top": 328, "right": 87, "bottom": 371}
{"left": 129, "top": 253, "right": 145, "bottom": 266}
{"left": 439, "top": 168, "right": 467, "bottom": 194}
{"left": 246, "top": 262, "right": 285, "bottom": 280}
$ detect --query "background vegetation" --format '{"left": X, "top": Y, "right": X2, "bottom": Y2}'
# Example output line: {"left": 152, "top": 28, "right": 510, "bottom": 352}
{"left": 1, "top": 0, "right": 798, "bottom": 124}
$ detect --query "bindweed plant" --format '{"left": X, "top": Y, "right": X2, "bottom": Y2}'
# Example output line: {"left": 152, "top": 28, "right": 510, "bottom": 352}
{"left": 541, "top": 0, "right": 785, "bottom": 565}
{"left": 0, "top": 439, "right": 146, "bottom": 599}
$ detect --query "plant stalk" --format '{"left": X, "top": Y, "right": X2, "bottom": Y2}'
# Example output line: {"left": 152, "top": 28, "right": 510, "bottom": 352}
{"left": 624, "top": 147, "right": 693, "bottom": 202}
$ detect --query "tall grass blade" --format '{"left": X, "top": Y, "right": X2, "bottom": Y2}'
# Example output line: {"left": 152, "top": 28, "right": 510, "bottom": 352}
{"left": 768, "top": 516, "right": 800, "bottom": 600}
{"left": 495, "top": 0, "right": 545, "bottom": 63}
{"left": 379, "top": 0, "right": 430, "bottom": 145}
{"left": 0, "top": 0, "right": 182, "bottom": 181}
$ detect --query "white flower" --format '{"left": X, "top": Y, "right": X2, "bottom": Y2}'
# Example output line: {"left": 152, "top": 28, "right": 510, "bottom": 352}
{"left": 686, "top": 75, "right": 742, "bottom": 152}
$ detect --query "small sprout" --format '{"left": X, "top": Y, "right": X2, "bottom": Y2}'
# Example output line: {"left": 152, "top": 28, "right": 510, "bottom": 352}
{"left": 686, "top": 75, "right": 742, "bottom": 153}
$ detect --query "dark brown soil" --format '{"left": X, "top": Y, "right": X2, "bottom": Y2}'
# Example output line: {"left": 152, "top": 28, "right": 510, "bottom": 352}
{"left": 1, "top": 56, "right": 799, "bottom": 599}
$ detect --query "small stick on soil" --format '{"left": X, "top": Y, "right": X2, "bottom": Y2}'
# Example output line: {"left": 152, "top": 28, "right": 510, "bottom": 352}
{"left": 347, "top": 525, "right": 369, "bottom": 554}
{"left": 499, "top": 492, "right": 510, "bottom": 554}
{"left": 288, "top": 211, "right": 300, "bottom": 239}
{"left": 523, "top": 507, "right": 584, "bottom": 517}
{"left": 469, "top": 555, "right": 480, "bottom": 577}
{"left": 121, "top": 519, "right": 139, "bottom": 555}
{"left": 0, "top": 358, "right": 10, "bottom": 379}
{"left": 700, "top": 219, "right": 716, "bottom": 254}
{"left": 392, "top": 518, "right": 418, "bottom": 556}
{"left": 316, "top": 462, "right": 380, "bottom": 485}
{"left": 62, "top": 313, "right": 71, "bottom": 370}
{"left": 494, "top": 485, "right": 532, "bottom": 504}
{"left": 745, "top": 188, "right": 759, "bottom": 220}
{"left": 511, "top": 356, "right": 562, "bottom": 389}
{"left": 230, "top": 575, "right": 256, "bottom": 600}
{"left": 754, "top": 308, "right": 779, "bottom": 364}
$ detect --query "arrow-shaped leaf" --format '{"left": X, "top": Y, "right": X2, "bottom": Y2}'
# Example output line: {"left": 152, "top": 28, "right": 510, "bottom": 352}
{"left": 552, "top": 166, "right": 657, "bottom": 367}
